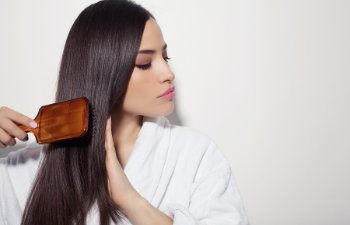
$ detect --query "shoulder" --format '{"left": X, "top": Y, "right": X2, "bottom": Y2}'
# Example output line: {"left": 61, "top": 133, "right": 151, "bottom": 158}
{"left": 165, "top": 118, "right": 231, "bottom": 182}
{"left": 160, "top": 116, "right": 217, "bottom": 157}
{"left": 0, "top": 141, "right": 43, "bottom": 166}
{"left": 0, "top": 142, "right": 44, "bottom": 212}
{"left": 0, "top": 141, "right": 44, "bottom": 183}
{"left": 0, "top": 141, "right": 44, "bottom": 188}
{"left": 171, "top": 123, "right": 213, "bottom": 145}
{"left": 0, "top": 142, "right": 44, "bottom": 220}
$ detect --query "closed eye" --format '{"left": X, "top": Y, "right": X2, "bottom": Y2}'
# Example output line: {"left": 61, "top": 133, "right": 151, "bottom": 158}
{"left": 135, "top": 63, "right": 151, "bottom": 70}
{"left": 135, "top": 56, "right": 171, "bottom": 70}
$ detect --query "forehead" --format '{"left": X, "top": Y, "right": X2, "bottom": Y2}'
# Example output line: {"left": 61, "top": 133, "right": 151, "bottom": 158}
{"left": 139, "top": 18, "right": 166, "bottom": 50}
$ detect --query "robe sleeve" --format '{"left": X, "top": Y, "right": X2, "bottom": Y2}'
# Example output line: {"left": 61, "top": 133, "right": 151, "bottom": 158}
{"left": 163, "top": 140, "right": 250, "bottom": 225}
{"left": 0, "top": 143, "right": 40, "bottom": 225}
{"left": 0, "top": 156, "right": 9, "bottom": 225}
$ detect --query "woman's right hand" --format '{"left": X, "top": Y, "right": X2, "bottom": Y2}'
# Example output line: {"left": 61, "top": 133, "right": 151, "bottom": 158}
{"left": 0, "top": 106, "right": 37, "bottom": 148}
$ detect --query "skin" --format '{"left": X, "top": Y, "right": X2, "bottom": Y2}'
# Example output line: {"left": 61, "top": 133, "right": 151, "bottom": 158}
{"left": 0, "top": 107, "right": 34, "bottom": 147}
{"left": 105, "top": 18, "right": 175, "bottom": 224}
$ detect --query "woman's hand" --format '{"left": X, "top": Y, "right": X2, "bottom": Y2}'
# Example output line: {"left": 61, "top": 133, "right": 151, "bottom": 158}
{"left": 0, "top": 106, "right": 37, "bottom": 148}
{"left": 104, "top": 116, "right": 141, "bottom": 210}
{"left": 104, "top": 116, "right": 174, "bottom": 225}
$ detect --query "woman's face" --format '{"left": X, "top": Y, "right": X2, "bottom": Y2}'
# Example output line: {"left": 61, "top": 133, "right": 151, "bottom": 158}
{"left": 120, "top": 18, "right": 175, "bottom": 117}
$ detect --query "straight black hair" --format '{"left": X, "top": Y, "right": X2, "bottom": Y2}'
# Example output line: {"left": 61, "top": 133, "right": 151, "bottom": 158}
{"left": 20, "top": 0, "right": 154, "bottom": 224}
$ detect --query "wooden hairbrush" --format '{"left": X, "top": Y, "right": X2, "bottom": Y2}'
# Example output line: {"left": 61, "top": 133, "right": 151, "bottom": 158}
{"left": 9, "top": 97, "right": 89, "bottom": 144}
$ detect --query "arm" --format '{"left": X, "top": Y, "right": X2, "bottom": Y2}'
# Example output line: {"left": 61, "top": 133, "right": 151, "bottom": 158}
{"left": 120, "top": 193, "right": 173, "bottom": 225}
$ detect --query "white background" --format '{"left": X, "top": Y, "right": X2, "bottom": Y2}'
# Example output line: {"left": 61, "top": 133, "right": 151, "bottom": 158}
{"left": 0, "top": 0, "right": 349, "bottom": 225}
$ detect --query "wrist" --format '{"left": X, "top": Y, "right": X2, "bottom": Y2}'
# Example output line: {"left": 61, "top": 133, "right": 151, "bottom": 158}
{"left": 120, "top": 191, "right": 145, "bottom": 213}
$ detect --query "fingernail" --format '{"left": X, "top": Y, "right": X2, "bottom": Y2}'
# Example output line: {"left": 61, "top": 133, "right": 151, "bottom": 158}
{"left": 30, "top": 121, "right": 37, "bottom": 129}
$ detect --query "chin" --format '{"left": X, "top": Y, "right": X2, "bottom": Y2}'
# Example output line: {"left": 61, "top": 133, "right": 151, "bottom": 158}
{"left": 162, "top": 102, "right": 175, "bottom": 116}
{"left": 145, "top": 103, "right": 175, "bottom": 117}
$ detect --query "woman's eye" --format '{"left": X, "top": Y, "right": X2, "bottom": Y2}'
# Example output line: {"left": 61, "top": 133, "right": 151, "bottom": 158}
{"left": 135, "top": 63, "right": 151, "bottom": 70}
{"left": 164, "top": 56, "right": 171, "bottom": 63}
{"left": 135, "top": 57, "right": 171, "bottom": 70}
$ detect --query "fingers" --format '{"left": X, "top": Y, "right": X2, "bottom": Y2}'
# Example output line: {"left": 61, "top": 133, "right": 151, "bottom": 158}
{"left": 0, "top": 116, "right": 28, "bottom": 141}
{"left": 0, "top": 128, "right": 16, "bottom": 147}
{"left": 0, "top": 106, "right": 35, "bottom": 146}
{"left": 105, "top": 116, "right": 115, "bottom": 154}
{"left": 107, "top": 178, "right": 111, "bottom": 195}
{"left": 0, "top": 142, "right": 6, "bottom": 148}
{"left": 104, "top": 116, "right": 119, "bottom": 168}
{"left": 0, "top": 106, "right": 36, "bottom": 130}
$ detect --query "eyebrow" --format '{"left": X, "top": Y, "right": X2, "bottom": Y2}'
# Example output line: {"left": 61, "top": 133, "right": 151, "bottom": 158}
{"left": 138, "top": 43, "right": 167, "bottom": 54}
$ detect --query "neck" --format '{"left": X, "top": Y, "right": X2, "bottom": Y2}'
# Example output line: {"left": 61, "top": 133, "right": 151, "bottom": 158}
{"left": 111, "top": 111, "right": 143, "bottom": 150}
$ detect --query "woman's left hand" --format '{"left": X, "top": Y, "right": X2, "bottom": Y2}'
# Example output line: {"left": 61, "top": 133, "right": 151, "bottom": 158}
{"left": 104, "top": 116, "right": 174, "bottom": 225}
{"left": 104, "top": 116, "right": 141, "bottom": 209}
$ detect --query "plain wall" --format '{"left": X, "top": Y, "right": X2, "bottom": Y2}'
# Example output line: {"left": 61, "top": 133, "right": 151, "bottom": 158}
{"left": 0, "top": 0, "right": 349, "bottom": 225}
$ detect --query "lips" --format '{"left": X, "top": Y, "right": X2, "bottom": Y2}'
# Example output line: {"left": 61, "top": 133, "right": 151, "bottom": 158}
{"left": 158, "top": 86, "right": 175, "bottom": 98}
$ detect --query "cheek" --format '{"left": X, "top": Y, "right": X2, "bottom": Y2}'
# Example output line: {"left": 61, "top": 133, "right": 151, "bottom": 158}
{"left": 123, "top": 72, "right": 156, "bottom": 109}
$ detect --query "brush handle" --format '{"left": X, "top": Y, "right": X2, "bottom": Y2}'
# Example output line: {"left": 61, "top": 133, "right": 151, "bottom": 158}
{"left": 7, "top": 118, "right": 40, "bottom": 143}
{"left": 17, "top": 125, "right": 33, "bottom": 133}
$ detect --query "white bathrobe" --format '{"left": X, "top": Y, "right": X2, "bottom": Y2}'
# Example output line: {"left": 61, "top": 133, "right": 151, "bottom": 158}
{"left": 0, "top": 115, "right": 249, "bottom": 225}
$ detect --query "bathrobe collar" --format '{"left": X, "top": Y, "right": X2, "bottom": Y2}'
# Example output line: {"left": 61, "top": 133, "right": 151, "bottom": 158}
{"left": 123, "top": 115, "right": 172, "bottom": 204}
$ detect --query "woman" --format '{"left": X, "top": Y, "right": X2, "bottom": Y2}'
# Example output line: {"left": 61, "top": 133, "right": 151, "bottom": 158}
{"left": 0, "top": 0, "right": 249, "bottom": 224}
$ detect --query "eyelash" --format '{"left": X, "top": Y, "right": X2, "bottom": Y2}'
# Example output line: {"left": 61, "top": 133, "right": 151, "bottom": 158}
{"left": 135, "top": 56, "right": 171, "bottom": 70}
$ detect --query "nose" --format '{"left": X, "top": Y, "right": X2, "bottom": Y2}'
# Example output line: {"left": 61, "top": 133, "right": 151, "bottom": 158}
{"left": 159, "top": 59, "right": 175, "bottom": 83}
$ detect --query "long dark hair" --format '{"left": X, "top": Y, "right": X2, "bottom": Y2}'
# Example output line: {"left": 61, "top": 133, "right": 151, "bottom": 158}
{"left": 20, "top": 0, "right": 154, "bottom": 224}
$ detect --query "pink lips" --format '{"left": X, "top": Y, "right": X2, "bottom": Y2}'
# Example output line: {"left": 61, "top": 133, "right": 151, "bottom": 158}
{"left": 158, "top": 86, "right": 175, "bottom": 99}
